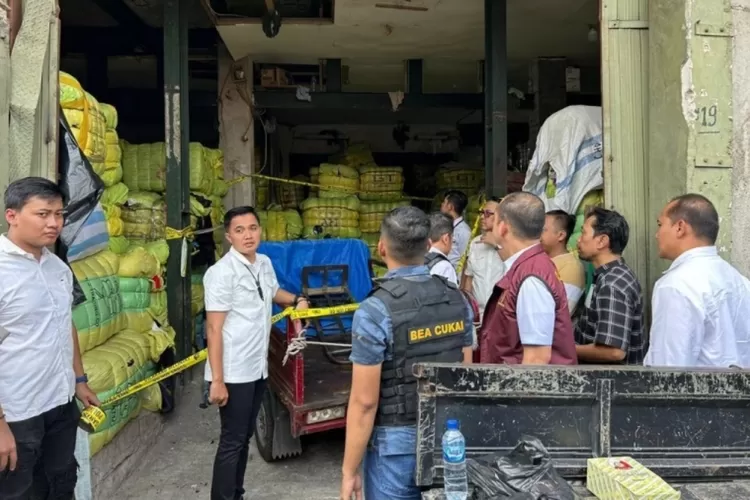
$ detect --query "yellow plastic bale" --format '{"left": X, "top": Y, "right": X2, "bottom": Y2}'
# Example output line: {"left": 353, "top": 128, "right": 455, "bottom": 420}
{"left": 302, "top": 226, "right": 361, "bottom": 239}
{"left": 119, "top": 246, "right": 160, "bottom": 278}
{"left": 275, "top": 175, "right": 307, "bottom": 209}
{"left": 283, "top": 209, "right": 303, "bottom": 239}
{"left": 59, "top": 72, "right": 86, "bottom": 109}
{"left": 106, "top": 143, "right": 122, "bottom": 164}
{"left": 359, "top": 166, "right": 404, "bottom": 194}
{"left": 99, "top": 103, "right": 119, "bottom": 130}
{"left": 266, "top": 210, "right": 288, "bottom": 241}
{"left": 301, "top": 196, "right": 360, "bottom": 212}
{"left": 255, "top": 176, "right": 270, "bottom": 209}
{"left": 83, "top": 329, "right": 168, "bottom": 456}
{"left": 102, "top": 204, "right": 124, "bottom": 237}
{"left": 102, "top": 183, "right": 129, "bottom": 206}
{"left": 149, "top": 290, "right": 167, "bottom": 325}
{"left": 60, "top": 80, "right": 107, "bottom": 163}
{"left": 108, "top": 236, "right": 130, "bottom": 255}
{"left": 361, "top": 232, "right": 380, "bottom": 260}
{"left": 309, "top": 167, "right": 320, "bottom": 196}
{"left": 122, "top": 192, "right": 166, "bottom": 241}
{"left": 335, "top": 143, "right": 376, "bottom": 169}
{"left": 99, "top": 163, "right": 123, "bottom": 188}
{"left": 318, "top": 175, "right": 359, "bottom": 198}
{"left": 436, "top": 165, "right": 485, "bottom": 193}
{"left": 359, "top": 200, "right": 410, "bottom": 214}
{"left": 121, "top": 142, "right": 215, "bottom": 195}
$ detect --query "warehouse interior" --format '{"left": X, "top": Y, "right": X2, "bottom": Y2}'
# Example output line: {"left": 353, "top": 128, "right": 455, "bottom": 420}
{"left": 56, "top": 0, "right": 605, "bottom": 493}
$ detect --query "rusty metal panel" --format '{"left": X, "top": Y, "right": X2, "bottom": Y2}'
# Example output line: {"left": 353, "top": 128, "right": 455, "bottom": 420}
{"left": 415, "top": 363, "right": 750, "bottom": 486}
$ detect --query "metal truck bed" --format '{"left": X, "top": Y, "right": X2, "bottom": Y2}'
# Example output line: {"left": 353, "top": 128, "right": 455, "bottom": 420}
{"left": 414, "top": 363, "right": 750, "bottom": 487}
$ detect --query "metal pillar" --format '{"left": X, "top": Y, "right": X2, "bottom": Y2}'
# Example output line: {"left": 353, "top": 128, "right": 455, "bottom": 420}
{"left": 484, "top": 0, "right": 507, "bottom": 197}
{"left": 164, "top": 0, "right": 192, "bottom": 363}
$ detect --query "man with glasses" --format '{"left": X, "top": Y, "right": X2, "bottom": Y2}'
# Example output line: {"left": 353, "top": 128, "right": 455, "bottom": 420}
{"left": 461, "top": 197, "right": 505, "bottom": 352}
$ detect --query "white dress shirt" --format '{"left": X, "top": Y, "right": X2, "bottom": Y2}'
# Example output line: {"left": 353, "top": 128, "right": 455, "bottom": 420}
{"left": 427, "top": 247, "right": 458, "bottom": 285}
{"left": 203, "top": 247, "right": 280, "bottom": 383}
{"left": 447, "top": 217, "right": 471, "bottom": 268}
{"left": 464, "top": 235, "right": 506, "bottom": 319}
{"left": 504, "top": 244, "right": 556, "bottom": 346}
{"left": 645, "top": 246, "right": 750, "bottom": 368}
{"left": 0, "top": 235, "right": 75, "bottom": 422}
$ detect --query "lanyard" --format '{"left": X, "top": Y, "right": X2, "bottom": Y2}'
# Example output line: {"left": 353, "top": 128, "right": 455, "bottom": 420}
{"left": 242, "top": 264, "right": 264, "bottom": 302}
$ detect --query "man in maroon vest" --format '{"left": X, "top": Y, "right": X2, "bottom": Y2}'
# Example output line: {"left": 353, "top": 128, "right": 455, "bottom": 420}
{"left": 479, "top": 192, "right": 577, "bottom": 365}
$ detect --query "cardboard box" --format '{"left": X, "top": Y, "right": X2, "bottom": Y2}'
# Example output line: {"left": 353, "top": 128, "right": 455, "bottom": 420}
{"left": 587, "top": 457, "right": 680, "bottom": 499}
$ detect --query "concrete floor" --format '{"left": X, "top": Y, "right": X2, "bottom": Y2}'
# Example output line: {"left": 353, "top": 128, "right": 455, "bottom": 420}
{"left": 118, "top": 379, "right": 342, "bottom": 500}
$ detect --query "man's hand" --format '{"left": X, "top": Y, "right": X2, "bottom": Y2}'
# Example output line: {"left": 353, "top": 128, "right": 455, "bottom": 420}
{"left": 340, "top": 470, "right": 363, "bottom": 500}
{"left": 479, "top": 232, "right": 497, "bottom": 246}
{"left": 75, "top": 383, "right": 101, "bottom": 408}
{"left": 295, "top": 298, "right": 310, "bottom": 311}
{"left": 209, "top": 381, "right": 229, "bottom": 407}
{"left": 0, "top": 419, "right": 17, "bottom": 472}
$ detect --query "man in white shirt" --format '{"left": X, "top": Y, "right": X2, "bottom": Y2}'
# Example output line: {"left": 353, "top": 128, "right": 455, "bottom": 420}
{"left": 425, "top": 212, "right": 458, "bottom": 285}
{"left": 462, "top": 197, "right": 505, "bottom": 318}
{"left": 0, "top": 177, "right": 99, "bottom": 500}
{"left": 646, "top": 194, "right": 750, "bottom": 368}
{"left": 440, "top": 190, "right": 471, "bottom": 267}
{"left": 204, "top": 206, "right": 309, "bottom": 500}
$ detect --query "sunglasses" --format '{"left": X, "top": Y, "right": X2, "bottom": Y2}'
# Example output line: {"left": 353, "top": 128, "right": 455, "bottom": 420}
{"left": 479, "top": 210, "right": 495, "bottom": 218}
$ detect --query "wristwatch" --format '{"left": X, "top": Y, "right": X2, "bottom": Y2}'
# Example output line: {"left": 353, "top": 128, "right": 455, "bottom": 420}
{"left": 76, "top": 374, "right": 89, "bottom": 384}
{"left": 294, "top": 295, "right": 309, "bottom": 305}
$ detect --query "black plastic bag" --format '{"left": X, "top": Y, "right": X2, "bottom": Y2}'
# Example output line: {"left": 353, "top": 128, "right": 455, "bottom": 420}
{"left": 467, "top": 436, "right": 576, "bottom": 500}
{"left": 56, "top": 109, "right": 105, "bottom": 306}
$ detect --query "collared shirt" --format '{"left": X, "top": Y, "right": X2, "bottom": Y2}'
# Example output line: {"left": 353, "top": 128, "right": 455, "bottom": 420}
{"left": 645, "top": 246, "right": 750, "bottom": 368}
{"left": 427, "top": 247, "right": 458, "bottom": 285}
{"left": 464, "top": 235, "right": 506, "bottom": 319}
{"left": 574, "top": 258, "right": 644, "bottom": 364}
{"left": 0, "top": 235, "right": 75, "bottom": 422}
{"left": 203, "top": 247, "right": 280, "bottom": 383}
{"left": 447, "top": 217, "right": 471, "bottom": 268}
{"left": 349, "top": 265, "right": 473, "bottom": 437}
{"left": 552, "top": 252, "right": 586, "bottom": 314}
{"left": 503, "top": 244, "right": 556, "bottom": 346}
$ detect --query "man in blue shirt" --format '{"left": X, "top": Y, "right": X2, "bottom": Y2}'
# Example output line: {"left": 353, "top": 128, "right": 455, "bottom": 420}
{"left": 340, "top": 206, "right": 473, "bottom": 500}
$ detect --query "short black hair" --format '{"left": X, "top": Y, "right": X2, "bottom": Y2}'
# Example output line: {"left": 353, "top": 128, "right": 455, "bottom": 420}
{"left": 381, "top": 206, "right": 430, "bottom": 264}
{"left": 546, "top": 209, "right": 576, "bottom": 244}
{"left": 497, "top": 192, "right": 545, "bottom": 240}
{"left": 487, "top": 196, "right": 501, "bottom": 203}
{"left": 586, "top": 207, "right": 629, "bottom": 254}
{"left": 428, "top": 212, "right": 453, "bottom": 243}
{"left": 667, "top": 193, "right": 719, "bottom": 244}
{"left": 4, "top": 177, "right": 63, "bottom": 210}
{"left": 223, "top": 206, "right": 260, "bottom": 231}
{"left": 443, "top": 190, "right": 468, "bottom": 215}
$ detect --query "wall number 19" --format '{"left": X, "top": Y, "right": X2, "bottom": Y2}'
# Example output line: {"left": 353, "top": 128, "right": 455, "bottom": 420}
{"left": 699, "top": 105, "right": 718, "bottom": 127}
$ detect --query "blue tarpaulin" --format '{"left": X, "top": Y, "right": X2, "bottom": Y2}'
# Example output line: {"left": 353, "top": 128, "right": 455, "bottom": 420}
{"left": 258, "top": 239, "right": 372, "bottom": 335}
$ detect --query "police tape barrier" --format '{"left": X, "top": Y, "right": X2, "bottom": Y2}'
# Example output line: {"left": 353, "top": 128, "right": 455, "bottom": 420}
{"left": 456, "top": 196, "right": 486, "bottom": 275}
{"left": 78, "top": 303, "right": 360, "bottom": 433}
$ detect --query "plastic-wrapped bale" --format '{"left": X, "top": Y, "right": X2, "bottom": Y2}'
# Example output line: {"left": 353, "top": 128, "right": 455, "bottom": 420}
{"left": 435, "top": 162, "right": 485, "bottom": 194}
{"left": 118, "top": 245, "right": 160, "bottom": 278}
{"left": 568, "top": 189, "right": 604, "bottom": 256}
{"left": 83, "top": 328, "right": 173, "bottom": 456}
{"left": 358, "top": 167, "right": 405, "bottom": 201}
{"left": 361, "top": 232, "right": 380, "bottom": 261}
{"left": 275, "top": 175, "right": 308, "bottom": 208}
{"left": 122, "top": 192, "right": 166, "bottom": 242}
{"left": 101, "top": 183, "right": 130, "bottom": 254}
{"left": 121, "top": 142, "right": 215, "bottom": 195}
{"left": 71, "top": 251, "right": 124, "bottom": 353}
{"left": 283, "top": 208, "right": 303, "bottom": 239}
{"left": 318, "top": 164, "right": 359, "bottom": 198}
{"left": 359, "top": 200, "right": 410, "bottom": 233}
{"left": 205, "top": 148, "right": 228, "bottom": 197}
{"left": 99, "top": 103, "right": 123, "bottom": 188}
{"left": 372, "top": 263, "right": 388, "bottom": 278}
{"left": 119, "top": 278, "right": 153, "bottom": 333}
{"left": 301, "top": 196, "right": 361, "bottom": 238}
{"left": 262, "top": 206, "right": 303, "bottom": 241}
{"left": 209, "top": 196, "right": 226, "bottom": 253}
{"left": 466, "top": 195, "right": 484, "bottom": 220}
{"left": 149, "top": 289, "right": 167, "bottom": 325}
{"left": 59, "top": 72, "right": 107, "bottom": 165}
{"left": 102, "top": 204, "right": 124, "bottom": 239}
{"left": 336, "top": 142, "right": 376, "bottom": 169}
{"left": 309, "top": 167, "right": 319, "bottom": 196}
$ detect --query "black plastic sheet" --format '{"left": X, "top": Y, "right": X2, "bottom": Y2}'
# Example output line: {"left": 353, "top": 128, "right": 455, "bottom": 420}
{"left": 467, "top": 436, "right": 576, "bottom": 500}
{"left": 56, "top": 109, "right": 105, "bottom": 306}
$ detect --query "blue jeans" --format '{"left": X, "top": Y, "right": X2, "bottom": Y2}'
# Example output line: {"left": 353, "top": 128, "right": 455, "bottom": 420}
{"left": 364, "top": 426, "right": 420, "bottom": 500}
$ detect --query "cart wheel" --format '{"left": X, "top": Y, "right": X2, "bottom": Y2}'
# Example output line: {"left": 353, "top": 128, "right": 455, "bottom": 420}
{"left": 255, "top": 389, "right": 302, "bottom": 462}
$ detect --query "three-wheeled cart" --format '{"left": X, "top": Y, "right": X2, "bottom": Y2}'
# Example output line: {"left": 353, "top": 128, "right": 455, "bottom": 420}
{"left": 253, "top": 239, "right": 372, "bottom": 461}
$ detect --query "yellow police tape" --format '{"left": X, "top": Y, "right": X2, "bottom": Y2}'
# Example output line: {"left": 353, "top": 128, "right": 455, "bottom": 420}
{"left": 456, "top": 196, "right": 486, "bottom": 276}
{"left": 227, "top": 172, "right": 434, "bottom": 202}
{"left": 78, "top": 303, "right": 360, "bottom": 433}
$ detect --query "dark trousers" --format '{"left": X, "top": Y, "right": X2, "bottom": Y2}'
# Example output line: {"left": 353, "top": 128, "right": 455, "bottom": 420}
{"left": 0, "top": 401, "right": 79, "bottom": 500}
{"left": 211, "top": 379, "right": 267, "bottom": 500}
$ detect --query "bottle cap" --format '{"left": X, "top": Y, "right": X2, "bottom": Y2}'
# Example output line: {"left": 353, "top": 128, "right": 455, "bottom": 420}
{"left": 447, "top": 419, "right": 459, "bottom": 430}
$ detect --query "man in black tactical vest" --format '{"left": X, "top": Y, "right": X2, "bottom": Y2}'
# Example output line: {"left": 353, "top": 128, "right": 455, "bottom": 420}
{"left": 340, "top": 206, "right": 473, "bottom": 500}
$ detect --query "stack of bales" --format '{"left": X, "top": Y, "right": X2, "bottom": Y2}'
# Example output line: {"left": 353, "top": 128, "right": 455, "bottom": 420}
{"left": 59, "top": 73, "right": 174, "bottom": 457}
{"left": 254, "top": 148, "right": 269, "bottom": 209}
{"left": 205, "top": 148, "right": 229, "bottom": 261}
{"left": 432, "top": 162, "right": 485, "bottom": 210}
{"left": 257, "top": 205, "right": 304, "bottom": 242}
{"left": 359, "top": 200, "right": 410, "bottom": 260}
{"left": 301, "top": 164, "right": 361, "bottom": 238}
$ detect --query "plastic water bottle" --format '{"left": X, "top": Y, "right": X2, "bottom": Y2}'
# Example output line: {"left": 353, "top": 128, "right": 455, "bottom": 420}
{"left": 442, "top": 419, "right": 468, "bottom": 500}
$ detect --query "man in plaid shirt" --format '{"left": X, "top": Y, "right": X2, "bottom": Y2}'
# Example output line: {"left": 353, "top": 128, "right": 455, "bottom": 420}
{"left": 574, "top": 207, "right": 645, "bottom": 364}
